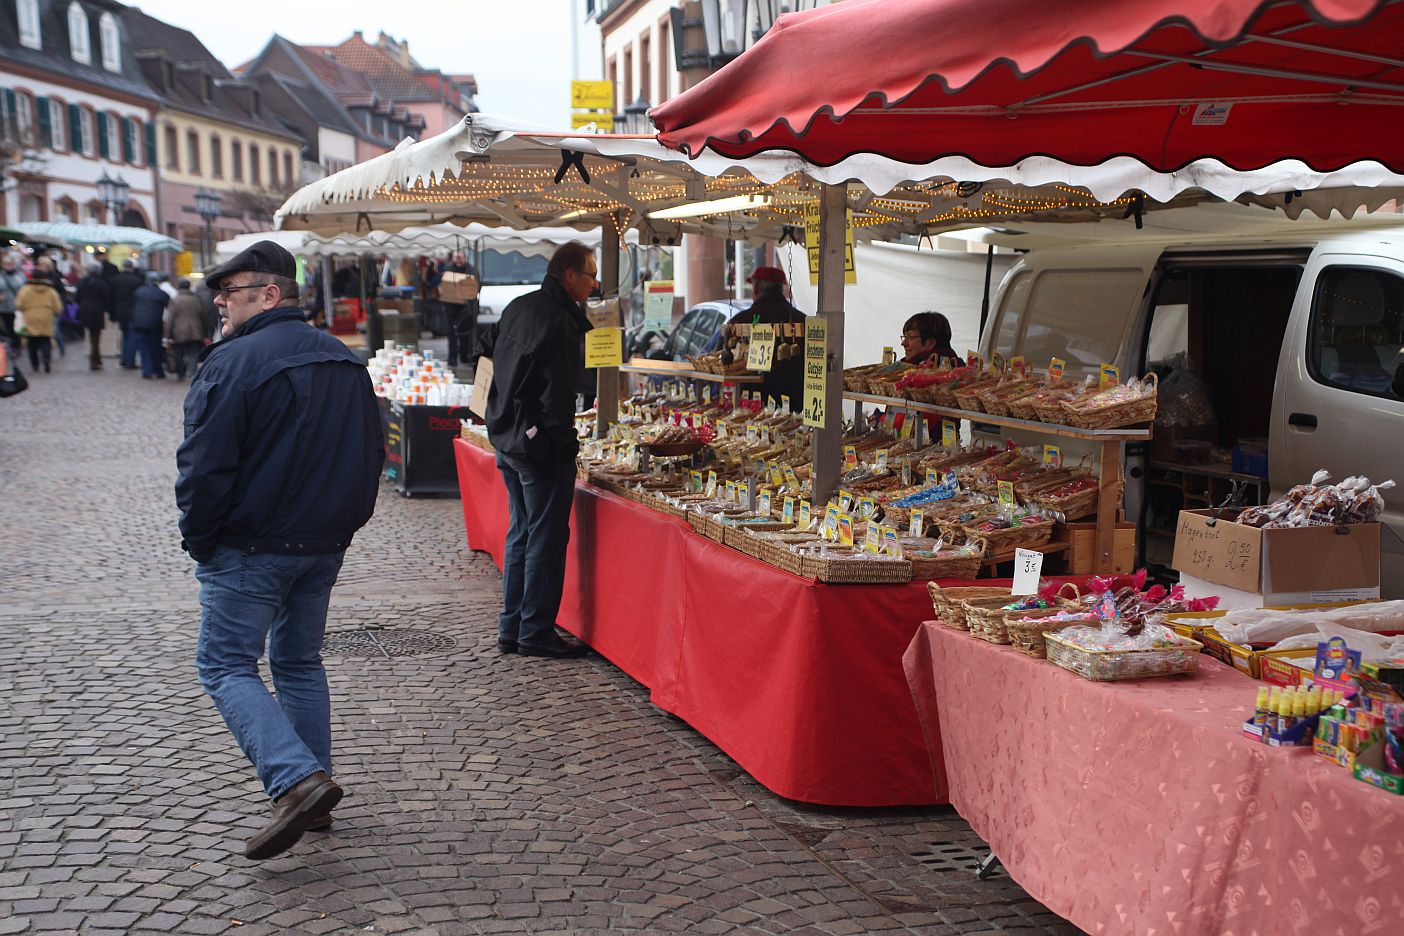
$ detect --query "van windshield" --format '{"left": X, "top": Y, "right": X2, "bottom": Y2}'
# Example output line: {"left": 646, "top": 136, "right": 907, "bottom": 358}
{"left": 992, "top": 268, "right": 1144, "bottom": 372}
{"left": 480, "top": 249, "right": 548, "bottom": 286}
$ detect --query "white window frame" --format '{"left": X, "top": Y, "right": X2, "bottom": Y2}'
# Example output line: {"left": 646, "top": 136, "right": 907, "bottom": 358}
{"left": 99, "top": 12, "right": 120, "bottom": 72}
{"left": 68, "top": 2, "right": 92, "bottom": 65}
{"left": 17, "top": 0, "right": 41, "bottom": 49}
{"left": 79, "top": 108, "right": 95, "bottom": 156}
{"left": 48, "top": 98, "right": 66, "bottom": 151}
{"left": 106, "top": 113, "right": 121, "bottom": 163}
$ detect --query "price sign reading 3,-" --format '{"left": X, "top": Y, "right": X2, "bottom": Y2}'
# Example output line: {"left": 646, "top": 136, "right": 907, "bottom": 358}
{"left": 746, "top": 324, "right": 776, "bottom": 372}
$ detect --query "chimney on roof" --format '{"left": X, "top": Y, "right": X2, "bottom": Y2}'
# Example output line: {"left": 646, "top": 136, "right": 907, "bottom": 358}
{"left": 353, "top": 30, "right": 363, "bottom": 39}
{"left": 398, "top": 39, "right": 410, "bottom": 68}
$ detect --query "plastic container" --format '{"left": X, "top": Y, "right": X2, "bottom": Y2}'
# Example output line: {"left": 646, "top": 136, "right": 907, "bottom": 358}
{"left": 1232, "top": 446, "right": 1269, "bottom": 477}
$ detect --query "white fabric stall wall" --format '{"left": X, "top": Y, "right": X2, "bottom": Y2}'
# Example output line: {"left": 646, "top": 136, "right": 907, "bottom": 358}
{"left": 780, "top": 240, "right": 1017, "bottom": 369}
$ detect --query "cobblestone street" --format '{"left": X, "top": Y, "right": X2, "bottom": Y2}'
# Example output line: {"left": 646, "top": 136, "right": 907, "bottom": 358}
{"left": 0, "top": 333, "right": 1080, "bottom": 935}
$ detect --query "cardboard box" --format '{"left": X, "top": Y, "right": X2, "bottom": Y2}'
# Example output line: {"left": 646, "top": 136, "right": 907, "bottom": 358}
{"left": 1172, "top": 509, "right": 1380, "bottom": 605}
{"left": 1165, "top": 606, "right": 1361, "bottom": 680}
{"left": 1353, "top": 739, "right": 1404, "bottom": 795}
{"left": 439, "top": 272, "right": 479, "bottom": 304}
{"left": 1054, "top": 520, "right": 1136, "bottom": 575}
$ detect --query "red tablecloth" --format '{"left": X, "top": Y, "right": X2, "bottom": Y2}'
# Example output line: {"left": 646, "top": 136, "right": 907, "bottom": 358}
{"left": 903, "top": 622, "right": 1404, "bottom": 936}
{"left": 454, "top": 438, "right": 943, "bottom": 805}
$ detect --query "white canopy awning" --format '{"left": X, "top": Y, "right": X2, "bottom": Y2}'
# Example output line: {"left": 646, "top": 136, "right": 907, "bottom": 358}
{"left": 15, "top": 221, "right": 182, "bottom": 252}
{"left": 217, "top": 222, "right": 636, "bottom": 265}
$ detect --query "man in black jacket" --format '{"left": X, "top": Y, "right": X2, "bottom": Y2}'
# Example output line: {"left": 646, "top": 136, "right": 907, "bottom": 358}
{"left": 721, "top": 266, "right": 808, "bottom": 411}
{"left": 176, "top": 241, "right": 384, "bottom": 861}
{"left": 109, "top": 260, "right": 144, "bottom": 369}
{"left": 484, "top": 242, "right": 596, "bottom": 659}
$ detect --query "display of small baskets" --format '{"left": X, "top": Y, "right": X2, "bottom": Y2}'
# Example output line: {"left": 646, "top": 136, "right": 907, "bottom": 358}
{"left": 952, "top": 375, "right": 1002, "bottom": 413}
{"left": 802, "top": 552, "right": 913, "bottom": 584}
{"left": 976, "top": 377, "right": 1041, "bottom": 417}
{"left": 1044, "top": 629, "right": 1204, "bottom": 681}
{"left": 927, "top": 584, "right": 1013, "bottom": 630}
{"left": 907, "top": 537, "right": 987, "bottom": 581}
{"left": 1032, "top": 384, "right": 1097, "bottom": 423}
{"left": 843, "top": 364, "right": 888, "bottom": 392}
{"left": 1006, "top": 610, "right": 1103, "bottom": 658}
{"left": 1060, "top": 373, "right": 1159, "bottom": 429}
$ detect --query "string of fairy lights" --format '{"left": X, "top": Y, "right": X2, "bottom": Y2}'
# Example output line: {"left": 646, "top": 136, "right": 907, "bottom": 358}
{"left": 368, "top": 156, "right": 1146, "bottom": 232}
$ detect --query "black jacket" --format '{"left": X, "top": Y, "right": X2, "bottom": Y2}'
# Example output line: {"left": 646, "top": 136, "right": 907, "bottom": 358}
{"left": 175, "top": 306, "right": 385, "bottom": 563}
{"left": 485, "top": 275, "right": 592, "bottom": 464}
{"left": 725, "top": 291, "right": 808, "bottom": 412}
{"left": 75, "top": 274, "right": 111, "bottom": 331}
{"left": 131, "top": 284, "right": 167, "bottom": 330}
{"left": 109, "top": 271, "right": 143, "bottom": 324}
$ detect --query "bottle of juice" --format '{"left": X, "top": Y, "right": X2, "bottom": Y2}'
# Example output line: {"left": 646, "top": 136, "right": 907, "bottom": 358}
{"left": 1254, "top": 686, "right": 1270, "bottom": 728}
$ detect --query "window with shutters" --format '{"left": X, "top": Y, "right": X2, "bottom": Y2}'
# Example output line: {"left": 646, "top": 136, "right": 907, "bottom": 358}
{"left": 122, "top": 117, "right": 137, "bottom": 164}
{"left": 283, "top": 151, "right": 293, "bottom": 187}
{"left": 68, "top": 2, "right": 91, "bottom": 65}
{"left": 15, "top": 92, "right": 34, "bottom": 145}
{"left": 164, "top": 124, "right": 178, "bottom": 169}
{"left": 186, "top": 129, "right": 200, "bottom": 173}
{"left": 99, "top": 12, "right": 120, "bottom": 71}
{"left": 17, "top": 0, "right": 41, "bottom": 49}
{"left": 48, "top": 98, "right": 66, "bottom": 151}
{"left": 79, "top": 107, "right": 95, "bottom": 156}
{"left": 250, "top": 144, "right": 260, "bottom": 185}
{"left": 210, "top": 134, "right": 222, "bottom": 177}
{"left": 231, "top": 139, "right": 242, "bottom": 180}
{"left": 105, "top": 112, "right": 121, "bottom": 162}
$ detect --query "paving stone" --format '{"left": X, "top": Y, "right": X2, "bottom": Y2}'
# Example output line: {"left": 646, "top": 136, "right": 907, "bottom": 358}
{"left": 0, "top": 339, "right": 1076, "bottom": 936}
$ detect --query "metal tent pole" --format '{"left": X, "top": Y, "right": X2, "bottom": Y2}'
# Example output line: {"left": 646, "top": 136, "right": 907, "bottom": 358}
{"left": 810, "top": 183, "right": 848, "bottom": 507}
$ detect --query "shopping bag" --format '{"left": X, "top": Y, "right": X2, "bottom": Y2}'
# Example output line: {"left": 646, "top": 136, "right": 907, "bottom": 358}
{"left": 0, "top": 345, "right": 27, "bottom": 397}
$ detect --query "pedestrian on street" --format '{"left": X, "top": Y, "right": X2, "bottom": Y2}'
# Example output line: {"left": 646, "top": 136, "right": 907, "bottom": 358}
{"left": 175, "top": 240, "right": 384, "bottom": 861}
{"left": 15, "top": 267, "right": 62, "bottom": 373}
{"left": 131, "top": 274, "right": 169, "bottom": 379}
{"left": 164, "top": 278, "right": 210, "bottom": 381}
{"left": 75, "top": 262, "right": 112, "bottom": 371}
{"left": 482, "top": 241, "right": 596, "bottom": 659}
{"left": 0, "top": 253, "right": 25, "bottom": 352}
{"left": 109, "top": 260, "right": 144, "bottom": 368}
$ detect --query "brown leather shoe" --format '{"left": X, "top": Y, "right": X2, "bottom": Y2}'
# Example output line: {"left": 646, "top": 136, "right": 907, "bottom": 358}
{"left": 306, "top": 814, "right": 333, "bottom": 832}
{"left": 244, "top": 771, "right": 342, "bottom": 860}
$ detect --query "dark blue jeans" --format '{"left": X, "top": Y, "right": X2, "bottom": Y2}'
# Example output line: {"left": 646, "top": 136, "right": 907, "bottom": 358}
{"left": 195, "top": 547, "right": 345, "bottom": 799}
{"left": 119, "top": 321, "right": 137, "bottom": 367}
{"left": 497, "top": 454, "right": 576, "bottom": 648}
{"left": 134, "top": 326, "right": 163, "bottom": 377}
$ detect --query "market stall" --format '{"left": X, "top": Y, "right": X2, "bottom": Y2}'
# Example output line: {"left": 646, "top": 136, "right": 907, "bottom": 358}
{"left": 454, "top": 434, "right": 944, "bottom": 806}
{"left": 903, "top": 622, "right": 1404, "bottom": 935}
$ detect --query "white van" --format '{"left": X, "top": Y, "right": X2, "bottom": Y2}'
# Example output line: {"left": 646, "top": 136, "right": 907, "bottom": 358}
{"left": 474, "top": 247, "right": 549, "bottom": 326}
{"left": 975, "top": 205, "right": 1404, "bottom": 596}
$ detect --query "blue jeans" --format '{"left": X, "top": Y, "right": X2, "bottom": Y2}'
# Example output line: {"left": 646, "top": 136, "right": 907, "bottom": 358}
{"left": 134, "top": 327, "right": 163, "bottom": 377}
{"left": 119, "top": 321, "right": 137, "bottom": 367}
{"left": 498, "top": 454, "right": 576, "bottom": 648}
{"left": 195, "top": 547, "right": 345, "bottom": 799}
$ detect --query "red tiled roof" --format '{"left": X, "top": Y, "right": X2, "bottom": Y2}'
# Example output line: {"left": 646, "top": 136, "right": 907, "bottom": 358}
{"left": 320, "top": 33, "right": 456, "bottom": 104}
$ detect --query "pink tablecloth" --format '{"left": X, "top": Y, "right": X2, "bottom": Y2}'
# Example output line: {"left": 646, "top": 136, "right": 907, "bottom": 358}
{"left": 904, "top": 622, "right": 1404, "bottom": 936}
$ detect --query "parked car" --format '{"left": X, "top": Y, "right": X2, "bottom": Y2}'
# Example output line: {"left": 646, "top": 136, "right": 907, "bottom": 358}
{"left": 627, "top": 299, "right": 751, "bottom": 362}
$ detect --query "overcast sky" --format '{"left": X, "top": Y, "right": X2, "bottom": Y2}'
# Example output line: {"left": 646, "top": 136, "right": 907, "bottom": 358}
{"left": 129, "top": 0, "right": 596, "bottom": 128}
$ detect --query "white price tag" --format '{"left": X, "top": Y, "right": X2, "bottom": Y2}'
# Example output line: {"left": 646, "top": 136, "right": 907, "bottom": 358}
{"left": 1011, "top": 548, "right": 1044, "bottom": 596}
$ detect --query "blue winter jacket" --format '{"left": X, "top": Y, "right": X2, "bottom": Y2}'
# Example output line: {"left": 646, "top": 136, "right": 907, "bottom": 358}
{"left": 175, "top": 306, "right": 385, "bottom": 563}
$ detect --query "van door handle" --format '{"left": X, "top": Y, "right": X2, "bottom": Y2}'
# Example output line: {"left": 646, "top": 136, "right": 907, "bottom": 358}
{"left": 1288, "top": 412, "right": 1318, "bottom": 429}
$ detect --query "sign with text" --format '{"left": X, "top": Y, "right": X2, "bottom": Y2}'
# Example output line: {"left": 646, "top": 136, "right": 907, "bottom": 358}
{"left": 1011, "top": 548, "right": 1044, "bottom": 596}
{"left": 570, "top": 111, "right": 612, "bottom": 130}
{"left": 746, "top": 324, "right": 776, "bottom": 372}
{"left": 802, "top": 203, "right": 857, "bottom": 287}
{"left": 802, "top": 318, "right": 828, "bottom": 428}
{"left": 584, "top": 327, "right": 623, "bottom": 368}
{"left": 643, "top": 280, "right": 674, "bottom": 331}
{"left": 571, "top": 80, "right": 614, "bottom": 110}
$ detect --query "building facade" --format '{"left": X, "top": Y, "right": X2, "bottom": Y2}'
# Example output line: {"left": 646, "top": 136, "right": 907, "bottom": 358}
{"left": 0, "top": 0, "right": 159, "bottom": 231}
{"left": 121, "top": 8, "right": 305, "bottom": 266}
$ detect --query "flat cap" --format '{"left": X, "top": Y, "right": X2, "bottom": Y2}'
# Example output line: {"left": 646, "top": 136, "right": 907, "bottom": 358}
{"left": 205, "top": 240, "right": 297, "bottom": 290}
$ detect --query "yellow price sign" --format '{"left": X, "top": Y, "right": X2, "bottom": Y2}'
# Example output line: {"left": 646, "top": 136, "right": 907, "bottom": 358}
{"left": 857, "top": 495, "right": 876, "bottom": 519}
{"left": 758, "top": 492, "right": 772, "bottom": 516}
{"left": 570, "top": 111, "right": 611, "bottom": 130}
{"left": 883, "top": 526, "right": 903, "bottom": 558}
{"left": 874, "top": 449, "right": 889, "bottom": 472}
{"left": 942, "top": 420, "right": 958, "bottom": 447}
{"left": 746, "top": 324, "right": 776, "bottom": 372}
{"left": 802, "top": 318, "right": 828, "bottom": 428}
{"left": 690, "top": 469, "right": 704, "bottom": 492}
{"left": 909, "top": 509, "right": 924, "bottom": 537}
{"left": 1099, "top": 362, "right": 1120, "bottom": 389}
{"left": 843, "top": 444, "right": 858, "bottom": 467}
{"left": 571, "top": 79, "right": 614, "bottom": 109}
{"left": 864, "top": 524, "right": 882, "bottom": 554}
{"left": 782, "top": 497, "right": 796, "bottom": 524}
{"left": 1049, "top": 356, "right": 1066, "bottom": 379}
{"left": 797, "top": 500, "right": 812, "bottom": 529}
{"left": 175, "top": 251, "right": 194, "bottom": 276}
{"left": 998, "top": 480, "right": 1016, "bottom": 507}
{"left": 584, "top": 327, "right": 623, "bottom": 367}
{"left": 1042, "top": 445, "right": 1062, "bottom": 467}
{"left": 837, "top": 514, "right": 855, "bottom": 546}
{"left": 784, "top": 465, "right": 799, "bottom": 487}
{"left": 926, "top": 468, "right": 941, "bottom": 487}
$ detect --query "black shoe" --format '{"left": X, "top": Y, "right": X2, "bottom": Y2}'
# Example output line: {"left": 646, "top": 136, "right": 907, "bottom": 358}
{"left": 497, "top": 639, "right": 518, "bottom": 654}
{"left": 245, "top": 771, "right": 342, "bottom": 860}
{"left": 142, "top": 374, "right": 152, "bottom": 379}
{"left": 517, "top": 637, "right": 589, "bottom": 659}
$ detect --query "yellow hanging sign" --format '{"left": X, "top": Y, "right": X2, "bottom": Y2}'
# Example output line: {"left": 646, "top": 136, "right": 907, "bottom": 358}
{"left": 747, "top": 324, "right": 776, "bottom": 372}
{"left": 802, "top": 203, "right": 857, "bottom": 287}
{"left": 585, "top": 327, "right": 623, "bottom": 367}
{"left": 570, "top": 80, "right": 614, "bottom": 110}
{"left": 802, "top": 318, "right": 828, "bottom": 428}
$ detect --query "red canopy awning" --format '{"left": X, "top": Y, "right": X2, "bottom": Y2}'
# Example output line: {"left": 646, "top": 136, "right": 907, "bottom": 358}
{"left": 651, "top": 0, "right": 1402, "bottom": 173}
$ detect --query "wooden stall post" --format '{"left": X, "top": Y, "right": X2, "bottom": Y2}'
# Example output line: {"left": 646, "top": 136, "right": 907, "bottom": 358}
{"left": 595, "top": 214, "right": 622, "bottom": 438}
{"left": 1095, "top": 440, "right": 1122, "bottom": 568}
{"left": 811, "top": 183, "right": 848, "bottom": 507}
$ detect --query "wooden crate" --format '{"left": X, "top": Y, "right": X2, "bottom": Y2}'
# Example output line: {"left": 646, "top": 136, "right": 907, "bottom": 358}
{"left": 1053, "top": 520, "right": 1136, "bottom": 575}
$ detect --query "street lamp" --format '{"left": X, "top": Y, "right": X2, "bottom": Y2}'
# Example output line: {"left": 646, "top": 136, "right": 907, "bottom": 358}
{"left": 623, "top": 96, "right": 653, "bottom": 135}
{"left": 195, "top": 188, "right": 222, "bottom": 269}
{"left": 96, "top": 172, "right": 130, "bottom": 225}
{"left": 700, "top": 0, "right": 746, "bottom": 62}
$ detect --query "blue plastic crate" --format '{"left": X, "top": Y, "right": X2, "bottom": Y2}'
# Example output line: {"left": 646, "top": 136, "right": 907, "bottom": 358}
{"left": 1232, "top": 447, "right": 1268, "bottom": 477}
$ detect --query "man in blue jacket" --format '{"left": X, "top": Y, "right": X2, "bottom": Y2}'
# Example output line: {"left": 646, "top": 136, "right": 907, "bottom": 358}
{"left": 176, "top": 241, "right": 384, "bottom": 861}
{"left": 483, "top": 242, "right": 596, "bottom": 659}
{"left": 131, "top": 274, "right": 169, "bottom": 379}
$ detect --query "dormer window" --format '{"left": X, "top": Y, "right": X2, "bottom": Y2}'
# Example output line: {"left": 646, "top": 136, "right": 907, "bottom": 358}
{"left": 68, "top": 2, "right": 91, "bottom": 65}
{"left": 17, "top": 0, "right": 40, "bottom": 49}
{"left": 99, "top": 12, "right": 120, "bottom": 72}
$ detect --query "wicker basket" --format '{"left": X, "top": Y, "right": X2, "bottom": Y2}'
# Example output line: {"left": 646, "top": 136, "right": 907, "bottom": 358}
{"left": 870, "top": 378, "right": 911, "bottom": 399}
{"left": 843, "top": 364, "right": 887, "bottom": 392}
{"left": 1034, "top": 476, "right": 1123, "bottom": 522}
{"left": 952, "top": 377, "right": 1001, "bottom": 413}
{"left": 1060, "top": 373, "right": 1159, "bottom": 429}
{"left": 977, "top": 377, "right": 1040, "bottom": 417}
{"left": 1007, "top": 609, "right": 1101, "bottom": 658}
{"left": 927, "top": 584, "right": 1014, "bottom": 630}
{"left": 906, "top": 536, "right": 988, "bottom": 581}
{"left": 703, "top": 515, "right": 728, "bottom": 543}
{"left": 1033, "top": 385, "right": 1097, "bottom": 424}
{"left": 802, "top": 553, "right": 913, "bottom": 584}
{"left": 1044, "top": 629, "right": 1203, "bottom": 681}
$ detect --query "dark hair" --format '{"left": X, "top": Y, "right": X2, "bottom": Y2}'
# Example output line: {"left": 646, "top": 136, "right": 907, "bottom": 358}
{"left": 903, "top": 311, "right": 953, "bottom": 347}
{"left": 249, "top": 273, "right": 300, "bottom": 302}
{"left": 753, "top": 279, "right": 784, "bottom": 300}
{"left": 547, "top": 242, "right": 594, "bottom": 280}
